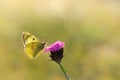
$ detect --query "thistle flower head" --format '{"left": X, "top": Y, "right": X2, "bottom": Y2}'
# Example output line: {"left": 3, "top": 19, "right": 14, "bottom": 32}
{"left": 44, "top": 41, "right": 65, "bottom": 63}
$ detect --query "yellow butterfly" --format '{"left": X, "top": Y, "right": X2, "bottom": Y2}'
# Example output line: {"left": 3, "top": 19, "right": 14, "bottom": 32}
{"left": 21, "top": 32, "right": 46, "bottom": 59}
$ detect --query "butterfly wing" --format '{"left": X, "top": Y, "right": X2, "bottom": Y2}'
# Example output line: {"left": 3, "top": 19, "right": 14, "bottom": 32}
{"left": 25, "top": 42, "right": 46, "bottom": 59}
{"left": 21, "top": 32, "right": 46, "bottom": 59}
{"left": 22, "top": 32, "right": 40, "bottom": 46}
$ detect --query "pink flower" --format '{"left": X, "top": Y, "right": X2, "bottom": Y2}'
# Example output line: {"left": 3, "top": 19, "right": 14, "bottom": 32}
{"left": 44, "top": 41, "right": 65, "bottom": 52}
{"left": 44, "top": 41, "right": 65, "bottom": 63}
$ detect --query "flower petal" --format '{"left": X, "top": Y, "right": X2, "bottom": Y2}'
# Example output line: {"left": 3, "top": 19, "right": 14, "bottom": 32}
{"left": 44, "top": 41, "right": 65, "bottom": 52}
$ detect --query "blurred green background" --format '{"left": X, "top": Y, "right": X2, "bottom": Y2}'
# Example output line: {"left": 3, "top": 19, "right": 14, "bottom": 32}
{"left": 0, "top": 0, "right": 120, "bottom": 80}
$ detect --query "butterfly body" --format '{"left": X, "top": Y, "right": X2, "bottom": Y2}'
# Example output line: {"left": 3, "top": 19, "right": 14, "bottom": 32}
{"left": 22, "top": 32, "right": 46, "bottom": 59}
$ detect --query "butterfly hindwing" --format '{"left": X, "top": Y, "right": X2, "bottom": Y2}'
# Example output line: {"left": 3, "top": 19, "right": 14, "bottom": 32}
{"left": 25, "top": 42, "right": 46, "bottom": 59}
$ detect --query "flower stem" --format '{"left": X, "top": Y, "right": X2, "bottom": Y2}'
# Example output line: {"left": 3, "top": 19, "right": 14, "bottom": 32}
{"left": 58, "top": 63, "right": 71, "bottom": 80}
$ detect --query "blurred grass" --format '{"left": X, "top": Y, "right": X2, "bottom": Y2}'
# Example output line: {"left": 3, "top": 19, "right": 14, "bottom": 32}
{"left": 0, "top": 0, "right": 120, "bottom": 80}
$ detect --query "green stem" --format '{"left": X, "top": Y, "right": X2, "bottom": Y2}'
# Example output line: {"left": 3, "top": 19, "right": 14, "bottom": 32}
{"left": 58, "top": 63, "right": 71, "bottom": 80}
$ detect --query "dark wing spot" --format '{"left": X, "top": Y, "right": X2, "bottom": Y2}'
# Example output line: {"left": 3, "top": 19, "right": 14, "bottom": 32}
{"left": 33, "top": 38, "right": 35, "bottom": 40}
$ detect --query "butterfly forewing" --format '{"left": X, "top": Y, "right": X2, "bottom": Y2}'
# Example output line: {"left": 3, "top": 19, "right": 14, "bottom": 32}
{"left": 22, "top": 32, "right": 40, "bottom": 46}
